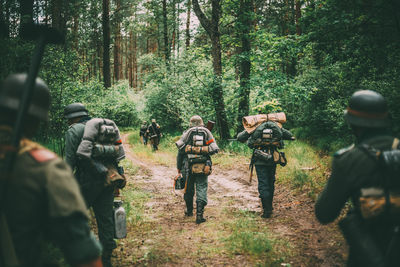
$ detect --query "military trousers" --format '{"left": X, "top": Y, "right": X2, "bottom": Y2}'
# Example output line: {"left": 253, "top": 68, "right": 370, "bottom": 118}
{"left": 184, "top": 173, "right": 208, "bottom": 205}
{"left": 81, "top": 183, "right": 117, "bottom": 253}
{"left": 255, "top": 164, "right": 276, "bottom": 200}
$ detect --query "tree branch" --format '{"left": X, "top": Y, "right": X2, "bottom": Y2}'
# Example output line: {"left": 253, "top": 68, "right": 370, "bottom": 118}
{"left": 192, "top": 0, "right": 212, "bottom": 35}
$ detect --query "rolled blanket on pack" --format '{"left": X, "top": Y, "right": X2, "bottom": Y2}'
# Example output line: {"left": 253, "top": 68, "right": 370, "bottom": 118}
{"left": 76, "top": 118, "right": 125, "bottom": 161}
{"left": 242, "top": 112, "right": 286, "bottom": 134}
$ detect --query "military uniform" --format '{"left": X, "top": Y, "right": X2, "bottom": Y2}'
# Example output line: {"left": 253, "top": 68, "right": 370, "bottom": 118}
{"left": 0, "top": 73, "right": 102, "bottom": 267}
{"left": 139, "top": 122, "right": 148, "bottom": 145}
{"left": 315, "top": 90, "right": 400, "bottom": 266}
{"left": 0, "top": 130, "right": 102, "bottom": 267}
{"left": 238, "top": 119, "right": 293, "bottom": 218}
{"left": 147, "top": 121, "right": 161, "bottom": 151}
{"left": 65, "top": 118, "right": 116, "bottom": 265}
{"left": 176, "top": 116, "right": 219, "bottom": 224}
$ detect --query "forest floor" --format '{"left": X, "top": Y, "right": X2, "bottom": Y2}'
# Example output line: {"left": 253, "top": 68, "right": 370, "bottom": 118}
{"left": 111, "top": 133, "right": 347, "bottom": 267}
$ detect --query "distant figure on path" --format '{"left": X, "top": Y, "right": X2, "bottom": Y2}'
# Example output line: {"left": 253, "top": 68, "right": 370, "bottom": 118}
{"left": 175, "top": 115, "right": 219, "bottom": 224}
{"left": 315, "top": 90, "right": 400, "bottom": 267}
{"left": 147, "top": 118, "right": 161, "bottom": 151}
{"left": 139, "top": 120, "right": 148, "bottom": 145}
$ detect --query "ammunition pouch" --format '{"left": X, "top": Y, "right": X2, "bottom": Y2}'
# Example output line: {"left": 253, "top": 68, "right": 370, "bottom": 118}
{"left": 185, "top": 145, "right": 209, "bottom": 155}
{"left": 254, "top": 149, "right": 287, "bottom": 166}
{"left": 191, "top": 161, "right": 212, "bottom": 175}
{"left": 105, "top": 163, "right": 126, "bottom": 188}
{"left": 187, "top": 154, "right": 208, "bottom": 164}
{"left": 254, "top": 149, "right": 272, "bottom": 163}
{"left": 339, "top": 213, "right": 385, "bottom": 267}
{"left": 88, "top": 160, "right": 126, "bottom": 188}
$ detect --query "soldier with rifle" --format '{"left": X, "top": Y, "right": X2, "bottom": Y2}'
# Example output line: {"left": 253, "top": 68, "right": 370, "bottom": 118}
{"left": 315, "top": 90, "right": 400, "bottom": 267}
{"left": 147, "top": 119, "right": 161, "bottom": 151}
{"left": 0, "top": 74, "right": 102, "bottom": 267}
{"left": 237, "top": 112, "right": 294, "bottom": 218}
{"left": 175, "top": 116, "right": 219, "bottom": 224}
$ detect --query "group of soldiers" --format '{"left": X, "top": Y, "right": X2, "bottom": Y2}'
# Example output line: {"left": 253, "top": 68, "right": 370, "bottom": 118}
{"left": 139, "top": 119, "right": 162, "bottom": 151}
{"left": 1, "top": 71, "right": 399, "bottom": 267}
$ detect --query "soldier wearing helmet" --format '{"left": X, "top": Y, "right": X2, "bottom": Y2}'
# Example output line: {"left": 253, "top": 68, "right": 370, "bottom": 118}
{"left": 315, "top": 90, "right": 400, "bottom": 266}
{"left": 0, "top": 74, "right": 102, "bottom": 267}
{"left": 146, "top": 118, "right": 162, "bottom": 151}
{"left": 139, "top": 121, "right": 149, "bottom": 145}
{"left": 175, "top": 115, "right": 219, "bottom": 224}
{"left": 64, "top": 103, "right": 117, "bottom": 267}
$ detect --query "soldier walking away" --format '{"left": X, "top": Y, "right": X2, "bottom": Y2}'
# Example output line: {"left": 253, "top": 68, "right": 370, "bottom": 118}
{"left": 175, "top": 115, "right": 219, "bottom": 224}
{"left": 64, "top": 103, "right": 126, "bottom": 267}
{"left": 237, "top": 113, "right": 294, "bottom": 218}
{"left": 139, "top": 120, "right": 148, "bottom": 145}
{"left": 0, "top": 74, "right": 102, "bottom": 267}
{"left": 147, "top": 118, "right": 161, "bottom": 151}
{"left": 315, "top": 90, "right": 400, "bottom": 267}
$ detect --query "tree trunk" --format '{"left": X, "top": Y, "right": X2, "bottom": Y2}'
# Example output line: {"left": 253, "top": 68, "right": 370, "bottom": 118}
{"left": 113, "top": 0, "right": 121, "bottom": 81}
{"left": 102, "top": 0, "right": 111, "bottom": 88}
{"left": 295, "top": 0, "right": 301, "bottom": 35}
{"left": 236, "top": 0, "right": 253, "bottom": 134}
{"left": 162, "top": 0, "right": 170, "bottom": 64}
{"left": 19, "top": 0, "right": 33, "bottom": 34}
{"left": 185, "top": 0, "right": 191, "bottom": 48}
{"left": 51, "top": 0, "right": 63, "bottom": 32}
{"left": 192, "top": 0, "right": 230, "bottom": 139}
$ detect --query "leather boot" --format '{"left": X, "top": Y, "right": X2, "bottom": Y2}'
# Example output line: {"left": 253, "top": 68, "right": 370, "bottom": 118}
{"left": 185, "top": 198, "right": 193, "bottom": 216}
{"left": 196, "top": 201, "right": 206, "bottom": 224}
{"left": 261, "top": 198, "right": 272, "bottom": 218}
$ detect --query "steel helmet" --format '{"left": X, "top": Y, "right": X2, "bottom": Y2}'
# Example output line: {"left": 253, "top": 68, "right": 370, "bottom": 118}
{"left": 189, "top": 115, "right": 204, "bottom": 127}
{"left": 344, "top": 90, "right": 390, "bottom": 128}
{"left": 64, "top": 103, "right": 88, "bottom": 119}
{"left": 0, "top": 73, "right": 50, "bottom": 121}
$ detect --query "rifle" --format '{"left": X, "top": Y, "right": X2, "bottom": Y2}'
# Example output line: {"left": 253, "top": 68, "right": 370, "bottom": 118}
{"left": 0, "top": 23, "right": 64, "bottom": 267}
{"left": 249, "top": 150, "right": 256, "bottom": 184}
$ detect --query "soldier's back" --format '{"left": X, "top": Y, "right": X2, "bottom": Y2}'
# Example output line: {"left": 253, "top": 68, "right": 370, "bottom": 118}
{"left": 2, "top": 137, "right": 88, "bottom": 266}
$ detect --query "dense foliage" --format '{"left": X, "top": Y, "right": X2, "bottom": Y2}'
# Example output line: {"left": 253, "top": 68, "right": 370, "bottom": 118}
{"left": 1, "top": 0, "right": 399, "bottom": 149}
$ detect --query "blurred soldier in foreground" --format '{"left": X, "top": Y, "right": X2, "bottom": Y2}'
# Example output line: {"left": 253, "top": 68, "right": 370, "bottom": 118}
{"left": 0, "top": 74, "right": 102, "bottom": 267}
{"left": 175, "top": 116, "right": 219, "bottom": 224}
{"left": 147, "top": 118, "right": 161, "bottom": 151}
{"left": 315, "top": 90, "right": 400, "bottom": 267}
{"left": 64, "top": 103, "right": 126, "bottom": 267}
{"left": 237, "top": 112, "right": 294, "bottom": 218}
{"left": 139, "top": 121, "right": 148, "bottom": 145}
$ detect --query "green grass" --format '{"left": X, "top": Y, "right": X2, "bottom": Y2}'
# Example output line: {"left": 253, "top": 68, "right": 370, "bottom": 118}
{"left": 277, "top": 141, "right": 331, "bottom": 198}
{"left": 221, "top": 209, "right": 292, "bottom": 266}
{"left": 126, "top": 130, "right": 177, "bottom": 166}
{"left": 126, "top": 129, "right": 331, "bottom": 199}
{"left": 119, "top": 159, "right": 151, "bottom": 225}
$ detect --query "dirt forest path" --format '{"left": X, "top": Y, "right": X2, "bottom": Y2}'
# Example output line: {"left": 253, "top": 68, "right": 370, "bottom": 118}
{"left": 114, "top": 134, "right": 347, "bottom": 266}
